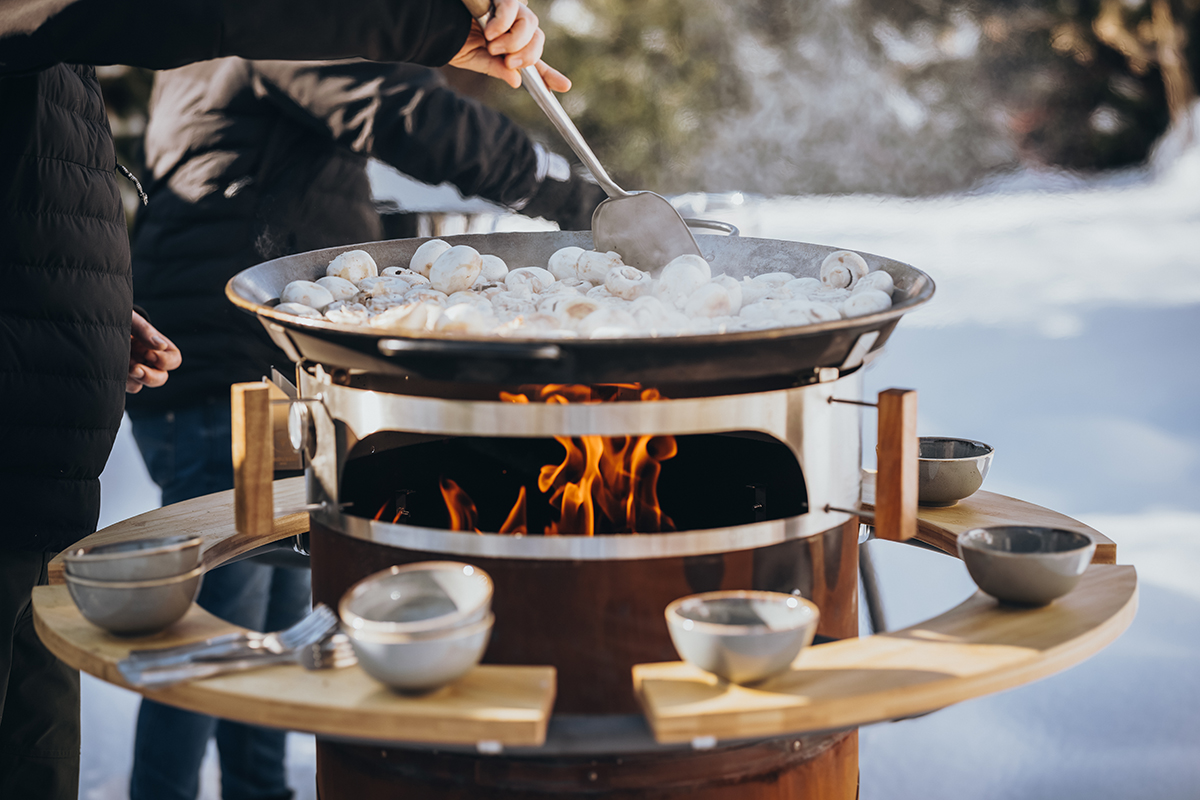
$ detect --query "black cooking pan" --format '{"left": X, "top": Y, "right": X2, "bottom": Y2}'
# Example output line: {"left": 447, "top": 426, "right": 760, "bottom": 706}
{"left": 226, "top": 230, "right": 934, "bottom": 387}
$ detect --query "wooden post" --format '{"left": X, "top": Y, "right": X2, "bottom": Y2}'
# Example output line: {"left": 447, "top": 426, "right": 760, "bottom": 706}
{"left": 232, "top": 382, "right": 273, "bottom": 537}
{"left": 875, "top": 388, "right": 917, "bottom": 541}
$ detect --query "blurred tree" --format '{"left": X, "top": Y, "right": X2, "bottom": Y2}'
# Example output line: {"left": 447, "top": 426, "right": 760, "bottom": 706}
{"left": 100, "top": 1, "right": 1198, "bottom": 204}
{"left": 860, "top": 0, "right": 1198, "bottom": 172}
{"left": 443, "top": 0, "right": 750, "bottom": 194}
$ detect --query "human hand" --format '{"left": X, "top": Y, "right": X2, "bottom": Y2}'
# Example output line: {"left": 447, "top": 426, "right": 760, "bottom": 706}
{"left": 449, "top": 0, "right": 571, "bottom": 91}
{"left": 128, "top": 311, "right": 182, "bottom": 394}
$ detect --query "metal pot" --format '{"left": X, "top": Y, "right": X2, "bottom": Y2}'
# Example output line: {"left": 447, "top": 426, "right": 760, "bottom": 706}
{"left": 226, "top": 230, "right": 934, "bottom": 387}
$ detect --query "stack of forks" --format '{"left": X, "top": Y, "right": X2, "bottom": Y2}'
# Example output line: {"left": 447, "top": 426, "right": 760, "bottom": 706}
{"left": 118, "top": 603, "right": 356, "bottom": 688}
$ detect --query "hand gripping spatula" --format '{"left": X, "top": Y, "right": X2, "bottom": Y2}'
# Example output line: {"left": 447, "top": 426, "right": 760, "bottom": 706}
{"left": 462, "top": 0, "right": 703, "bottom": 273}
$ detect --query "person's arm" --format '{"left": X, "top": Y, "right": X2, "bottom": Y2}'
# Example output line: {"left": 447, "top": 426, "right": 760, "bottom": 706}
{"left": 251, "top": 59, "right": 602, "bottom": 228}
{"left": 0, "top": 0, "right": 560, "bottom": 85}
{"left": 0, "top": 0, "right": 469, "bottom": 71}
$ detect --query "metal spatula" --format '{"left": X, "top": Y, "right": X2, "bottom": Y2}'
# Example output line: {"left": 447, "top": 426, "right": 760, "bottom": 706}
{"left": 463, "top": 0, "right": 702, "bottom": 273}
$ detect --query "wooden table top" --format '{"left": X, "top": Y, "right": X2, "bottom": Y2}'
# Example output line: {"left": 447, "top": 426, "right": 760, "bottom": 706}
{"left": 35, "top": 476, "right": 1133, "bottom": 749}
{"left": 860, "top": 472, "right": 1118, "bottom": 564}
{"left": 634, "top": 563, "right": 1135, "bottom": 743}
{"left": 35, "top": 478, "right": 556, "bottom": 749}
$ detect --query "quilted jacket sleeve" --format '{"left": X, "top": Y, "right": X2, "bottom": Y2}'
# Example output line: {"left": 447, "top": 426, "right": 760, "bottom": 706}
{"left": 0, "top": 0, "right": 471, "bottom": 73}
{"left": 249, "top": 60, "right": 542, "bottom": 210}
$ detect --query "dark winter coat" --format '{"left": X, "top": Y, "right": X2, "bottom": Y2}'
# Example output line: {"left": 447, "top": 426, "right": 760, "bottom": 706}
{"left": 0, "top": 0, "right": 472, "bottom": 552}
{"left": 125, "top": 58, "right": 605, "bottom": 413}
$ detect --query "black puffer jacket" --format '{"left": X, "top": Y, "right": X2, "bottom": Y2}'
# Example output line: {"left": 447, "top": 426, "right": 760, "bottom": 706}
{"left": 0, "top": 0, "right": 472, "bottom": 552}
{"left": 126, "top": 58, "right": 605, "bottom": 413}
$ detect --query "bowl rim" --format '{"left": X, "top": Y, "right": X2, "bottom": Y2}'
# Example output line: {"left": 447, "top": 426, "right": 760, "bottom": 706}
{"left": 916, "top": 436, "right": 995, "bottom": 462}
{"left": 664, "top": 590, "right": 820, "bottom": 636}
{"left": 343, "top": 611, "right": 495, "bottom": 644}
{"left": 338, "top": 561, "right": 494, "bottom": 634}
{"left": 957, "top": 526, "right": 1096, "bottom": 559}
{"left": 63, "top": 534, "right": 202, "bottom": 564}
{"left": 64, "top": 563, "right": 205, "bottom": 589}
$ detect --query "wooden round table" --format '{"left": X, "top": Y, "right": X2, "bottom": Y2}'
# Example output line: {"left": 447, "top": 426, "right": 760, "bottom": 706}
{"left": 34, "top": 478, "right": 1135, "bottom": 797}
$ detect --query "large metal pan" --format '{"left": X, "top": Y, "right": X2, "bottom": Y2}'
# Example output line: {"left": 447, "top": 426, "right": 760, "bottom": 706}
{"left": 226, "top": 230, "right": 934, "bottom": 386}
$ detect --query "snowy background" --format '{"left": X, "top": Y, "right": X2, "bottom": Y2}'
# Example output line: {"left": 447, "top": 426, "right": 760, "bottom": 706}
{"left": 81, "top": 114, "right": 1200, "bottom": 799}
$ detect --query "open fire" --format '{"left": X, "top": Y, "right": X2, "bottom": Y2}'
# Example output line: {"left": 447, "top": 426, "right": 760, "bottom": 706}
{"left": 434, "top": 384, "right": 677, "bottom": 536}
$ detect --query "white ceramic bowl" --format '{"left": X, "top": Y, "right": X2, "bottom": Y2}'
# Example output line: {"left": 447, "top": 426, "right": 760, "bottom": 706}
{"left": 665, "top": 590, "right": 820, "bottom": 685}
{"left": 345, "top": 612, "right": 494, "bottom": 692}
{"left": 65, "top": 565, "right": 204, "bottom": 636}
{"left": 339, "top": 562, "right": 492, "bottom": 635}
{"left": 958, "top": 526, "right": 1095, "bottom": 606}
{"left": 63, "top": 534, "right": 202, "bottom": 581}
{"left": 917, "top": 437, "right": 995, "bottom": 507}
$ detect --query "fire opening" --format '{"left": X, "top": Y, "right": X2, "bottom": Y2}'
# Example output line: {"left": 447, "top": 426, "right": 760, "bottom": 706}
{"left": 347, "top": 431, "right": 807, "bottom": 538}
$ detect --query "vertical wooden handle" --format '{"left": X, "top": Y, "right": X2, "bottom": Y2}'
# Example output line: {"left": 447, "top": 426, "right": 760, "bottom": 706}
{"left": 875, "top": 388, "right": 917, "bottom": 541}
{"left": 232, "top": 382, "right": 273, "bottom": 537}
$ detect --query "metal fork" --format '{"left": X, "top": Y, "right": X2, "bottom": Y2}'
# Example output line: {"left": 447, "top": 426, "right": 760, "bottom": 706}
{"left": 122, "top": 604, "right": 338, "bottom": 669}
{"left": 119, "top": 632, "right": 356, "bottom": 689}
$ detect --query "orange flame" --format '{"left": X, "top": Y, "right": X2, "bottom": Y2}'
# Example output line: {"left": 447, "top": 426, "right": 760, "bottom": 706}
{"left": 439, "top": 478, "right": 482, "bottom": 533}
{"left": 499, "top": 485, "right": 528, "bottom": 535}
{"left": 437, "top": 384, "right": 677, "bottom": 536}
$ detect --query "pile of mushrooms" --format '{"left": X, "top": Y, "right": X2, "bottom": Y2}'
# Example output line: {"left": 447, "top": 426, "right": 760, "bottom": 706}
{"left": 273, "top": 241, "right": 896, "bottom": 338}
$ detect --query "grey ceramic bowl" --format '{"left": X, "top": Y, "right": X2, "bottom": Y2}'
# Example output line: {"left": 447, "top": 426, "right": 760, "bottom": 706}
{"left": 65, "top": 565, "right": 204, "bottom": 636}
{"left": 345, "top": 612, "right": 494, "bottom": 693}
{"left": 917, "top": 437, "right": 995, "bottom": 507}
{"left": 958, "top": 526, "right": 1096, "bottom": 606}
{"left": 665, "top": 590, "right": 820, "bottom": 685}
{"left": 63, "top": 534, "right": 202, "bottom": 581}
{"left": 339, "top": 562, "right": 493, "bottom": 636}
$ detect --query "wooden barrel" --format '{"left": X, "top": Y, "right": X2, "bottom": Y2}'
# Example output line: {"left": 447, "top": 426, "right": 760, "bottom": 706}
{"left": 308, "top": 517, "right": 859, "bottom": 798}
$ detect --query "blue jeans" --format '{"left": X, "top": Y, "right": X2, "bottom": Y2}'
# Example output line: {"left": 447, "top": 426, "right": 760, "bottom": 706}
{"left": 127, "top": 400, "right": 311, "bottom": 800}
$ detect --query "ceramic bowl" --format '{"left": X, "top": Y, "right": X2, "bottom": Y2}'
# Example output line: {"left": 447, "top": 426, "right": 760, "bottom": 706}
{"left": 345, "top": 612, "right": 494, "bottom": 692}
{"left": 339, "top": 562, "right": 493, "bottom": 636}
{"left": 957, "top": 526, "right": 1096, "bottom": 606}
{"left": 63, "top": 534, "right": 202, "bottom": 581}
{"left": 65, "top": 565, "right": 204, "bottom": 636}
{"left": 665, "top": 590, "right": 820, "bottom": 685}
{"left": 917, "top": 437, "right": 995, "bottom": 507}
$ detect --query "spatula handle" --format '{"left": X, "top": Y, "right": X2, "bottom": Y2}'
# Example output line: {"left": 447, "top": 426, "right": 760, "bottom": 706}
{"left": 461, "top": 0, "right": 627, "bottom": 199}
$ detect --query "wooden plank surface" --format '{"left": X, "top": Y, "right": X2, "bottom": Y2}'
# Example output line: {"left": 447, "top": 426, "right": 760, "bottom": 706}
{"left": 861, "top": 472, "right": 1117, "bottom": 565}
{"left": 41, "top": 471, "right": 1124, "bottom": 749}
{"left": 34, "top": 585, "right": 555, "bottom": 747}
{"left": 47, "top": 478, "right": 309, "bottom": 585}
{"left": 38, "top": 475, "right": 556, "bottom": 747}
{"left": 634, "top": 564, "right": 1136, "bottom": 743}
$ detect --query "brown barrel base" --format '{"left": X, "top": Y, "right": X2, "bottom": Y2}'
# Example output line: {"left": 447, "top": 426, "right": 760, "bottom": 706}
{"left": 310, "top": 519, "right": 859, "bottom": 714}
{"left": 316, "top": 730, "right": 858, "bottom": 800}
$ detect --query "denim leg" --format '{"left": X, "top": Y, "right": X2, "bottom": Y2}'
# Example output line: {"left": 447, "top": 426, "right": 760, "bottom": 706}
{"left": 215, "top": 566, "right": 311, "bottom": 800}
{"left": 130, "top": 400, "right": 235, "bottom": 508}
{"left": 128, "top": 401, "right": 300, "bottom": 800}
{"left": 130, "top": 699, "right": 216, "bottom": 800}
{"left": 263, "top": 566, "right": 313, "bottom": 632}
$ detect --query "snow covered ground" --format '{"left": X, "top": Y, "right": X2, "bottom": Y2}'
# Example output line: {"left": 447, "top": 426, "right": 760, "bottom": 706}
{"left": 81, "top": 115, "right": 1200, "bottom": 798}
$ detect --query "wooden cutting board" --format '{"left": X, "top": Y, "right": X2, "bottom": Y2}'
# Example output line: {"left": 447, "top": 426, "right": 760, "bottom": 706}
{"left": 634, "top": 563, "right": 1136, "bottom": 744}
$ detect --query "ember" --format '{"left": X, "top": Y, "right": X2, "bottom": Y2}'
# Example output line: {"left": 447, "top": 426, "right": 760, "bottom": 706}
{"left": 439, "top": 384, "right": 677, "bottom": 536}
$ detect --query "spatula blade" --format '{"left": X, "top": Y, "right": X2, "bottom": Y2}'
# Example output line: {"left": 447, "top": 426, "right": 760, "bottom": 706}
{"left": 592, "top": 192, "right": 702, "bottom": 274}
